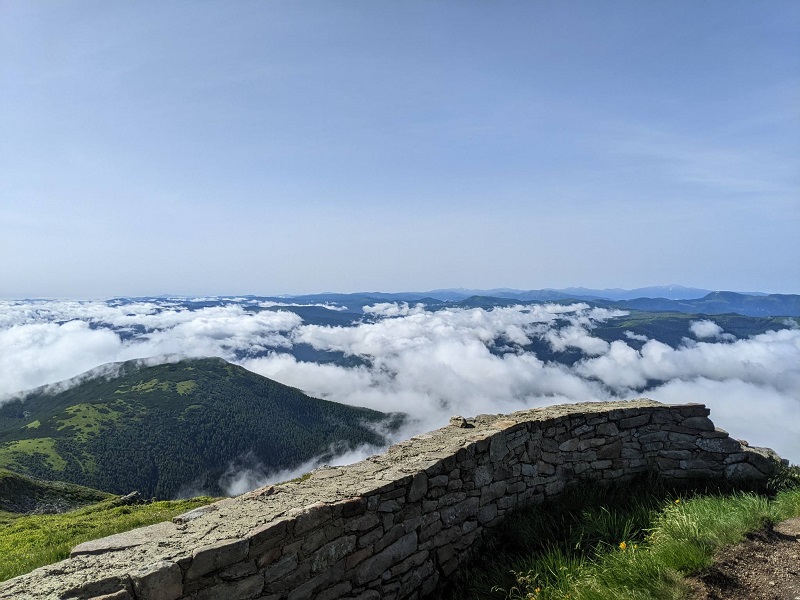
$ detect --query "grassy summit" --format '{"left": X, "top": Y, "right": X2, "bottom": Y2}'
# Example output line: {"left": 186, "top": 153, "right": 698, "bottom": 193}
{"left": 0, "top": 468, "right": 113, "bottom": 515}
{"left": 0, "top": 358, "right": 401, "bottom": 498}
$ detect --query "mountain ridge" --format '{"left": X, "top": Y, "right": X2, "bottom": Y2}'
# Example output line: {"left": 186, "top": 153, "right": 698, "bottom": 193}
{"left": 0, "top": 358, "right": 402, "bottom": 499}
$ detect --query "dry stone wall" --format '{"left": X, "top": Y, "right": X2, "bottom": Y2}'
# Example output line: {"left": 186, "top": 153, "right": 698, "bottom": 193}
{"left": 0, "top": 399, "right": 781, "bottom": 600}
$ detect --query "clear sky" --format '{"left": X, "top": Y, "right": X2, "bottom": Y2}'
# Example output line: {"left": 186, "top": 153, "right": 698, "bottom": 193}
{"left": 2, "top": 1, "right": 798, "bottom": 297}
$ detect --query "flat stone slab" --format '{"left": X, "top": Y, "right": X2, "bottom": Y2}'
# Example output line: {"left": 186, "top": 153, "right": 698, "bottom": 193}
{"left": 70, "top": 521, "right": 177, "bottom": 557}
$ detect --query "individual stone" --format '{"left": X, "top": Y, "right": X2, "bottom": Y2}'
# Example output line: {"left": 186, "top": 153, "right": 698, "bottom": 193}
{"left": 345, "top": 544, "right": 374, "bottom": 571}
{"left": 335, "top": 496, "right": 368, "bottom": 518}
{"left": 431, "top": 525, "right": 462, "bottom": 549}
{"left": 407, "top": 473, "right": 428, "bottom": 503}
{"left": 185, "top": 539, "right": 249, "bottom": 581}
{"left": 172, "top": 504, "right": 219, "bottom": 524}
{"left": 618, "top": 414, "right": 650, "bottom": 428}
{"left": 130, "top": 561, "right": 183, "bottom": 600}
{"left": 312, "top": 536, "right": 356, "bottom": 573}
{"left": 473, "top": 465, "right": 493, "bottom": 487}
{"left": 71, "top": 522, "right": 175, "bottom": 557}
{"left": 596, "top": 440, "right": 623, "bottom": 460}
{"left": 352, "top": 532, "right": 418, "bottom": 585}
{"left": 479, "top": 481, "right": 507, "bottom": 506}
{"left": 287, "top": 562, "right": 345, "bottom": 600}
{"left": 391, "top": 550, "right": 428, "bottom": 577}
{"left": 725, "top": 461, "right": 767, "bottom": 483}
{"left": 378, "top": 500, "right": 402, "bottom": 512}
{"left": 440, "top": 497, "right": 479, "bottom": 527}
{"left": 558, "top": 439, "right": 579, "bottom": 452}
{"left": 345, "top": 512, "right": 381, "bottom": 533}
{"left": 437, "top": 491, "right": 467, "bottom": 509}
{"left": 256, "top": 546, "right": 282, "bottom": 568}
{"left": 263, "top": 553, "right": 299, "bottom": 583}
{"left": 743, "top": 448, "right": 780, "bottom": 475}
{"left": 88, "top": 591, "right": 134, "bottom": 600}
{"left": 449, "top": 416, "right": 469, "bottom": 428}
{"left": 590, "top": 460, "right": 613, "bottom": 470}
{"left": 489, "top": 433, "right": 509, "bottom": 462}
{"left": 219, "top": 560, "right": 257, "bottom": 581}
{"left": 681, "top": 416, "right": 715, "bottom": 431}
{"left": 247, "top": 518, "right": 289, "bottom": 553}
{"left": 374, "top": 524, "right": 407, "bottom": 554}
{"left": 194, "top": 574, "right": 264, "bottom": 600}
{"left": 596, "top": 423, "right": 619, "bottom": 436}
{"left": 294, "top": 503, "right": 333, "bottom": 536}
{"left": 696, "top": 436, "right": 742, "bottom": 454}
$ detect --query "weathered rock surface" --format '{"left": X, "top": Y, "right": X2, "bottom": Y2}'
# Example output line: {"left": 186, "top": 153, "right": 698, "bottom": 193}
{"left": 0, "top": 399, "right": 779, "bottom": 600}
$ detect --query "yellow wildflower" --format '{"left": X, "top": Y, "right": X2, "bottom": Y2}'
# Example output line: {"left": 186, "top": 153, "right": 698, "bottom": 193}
{"left": 619, "top": 541, "right": 627, "bottom": 550}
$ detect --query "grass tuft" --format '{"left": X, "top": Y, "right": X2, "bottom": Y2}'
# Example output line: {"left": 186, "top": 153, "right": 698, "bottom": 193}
{"left": 435, "top": 475, "right": 800, "bottom": 600}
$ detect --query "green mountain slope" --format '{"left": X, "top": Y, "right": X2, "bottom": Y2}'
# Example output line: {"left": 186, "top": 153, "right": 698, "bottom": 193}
{"left": 0, "top": 468, "right": 113, "bottom": 515}
{"left": 613, "top": 292, "right": 800, "bottom": 317}
{"left": 0, "top": 358, "right": 401, "bottom": 499}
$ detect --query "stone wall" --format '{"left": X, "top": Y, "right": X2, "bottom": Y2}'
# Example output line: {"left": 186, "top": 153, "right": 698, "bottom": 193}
{"left": 0, "top": 400, "right": 780, "bottom": 600}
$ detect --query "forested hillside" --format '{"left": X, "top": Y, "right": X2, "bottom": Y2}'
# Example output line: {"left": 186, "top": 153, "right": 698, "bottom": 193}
{"left": 0, "top": 358, "right": 401, "bottom": 498}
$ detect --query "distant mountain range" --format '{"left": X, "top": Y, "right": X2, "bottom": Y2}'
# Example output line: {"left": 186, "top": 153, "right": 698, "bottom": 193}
{"left": 260, "top": 289, "right": 799, "bottom": 318}
{"left": 0, "top": 358, "right": 402, "bottom": 499}
{"left": 422, "top": 285, "right": 723, "bottom": 301}
{"left": 112, "top": 286, "right": 798, "bottom": 318}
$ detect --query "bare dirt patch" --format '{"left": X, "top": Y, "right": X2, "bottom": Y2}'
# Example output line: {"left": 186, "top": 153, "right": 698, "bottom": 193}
{"left": 687, "top": 517, "right": 800, "bottom": 600}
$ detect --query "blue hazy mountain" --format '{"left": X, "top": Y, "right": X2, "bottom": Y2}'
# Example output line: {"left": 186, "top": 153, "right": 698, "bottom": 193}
{"left": 423, "top": 285, "right": 716, "bottom": 301}
{"left": 262, "top": 289, "right": 798, "bottom": 317}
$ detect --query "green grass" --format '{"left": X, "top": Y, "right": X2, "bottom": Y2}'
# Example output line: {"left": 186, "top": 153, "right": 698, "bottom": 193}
{"left": 436, "top": 471, "right": 800, "bottom": 600}
{"left": 55, "top": 403, "right": 122, "bottom": 440}
{"left": 0, "top": 438, "right": 66, "bottom": 471}
{"left": 0, "top": 496, "right": 216, "bottom": 583}
{"left": 176, "top": 380, "right": 197, "bottom": 395}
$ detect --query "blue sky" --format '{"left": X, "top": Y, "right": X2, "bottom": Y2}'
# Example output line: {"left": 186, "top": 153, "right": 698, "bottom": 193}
{"left": 2, "top": 1, "right": 798, "bottom": 297}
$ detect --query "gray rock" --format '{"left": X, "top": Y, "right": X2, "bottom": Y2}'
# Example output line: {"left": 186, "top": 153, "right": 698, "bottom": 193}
{"left": 352, "top": 532, "right": 418, "bottom": 585}
{"left": 185, "top": 538, "right": 249, "bottom": 581}
{"left": 130, "top": 561, "right": 182, "bottom": 600}
{"left": 194, "top": 574, "right": 264, "bottom": 600}
{"left": 71, "top": 522, "right": 175, "bottom": 557}
{"left": 725, "top": 462, "right": 766, "bottom": 483}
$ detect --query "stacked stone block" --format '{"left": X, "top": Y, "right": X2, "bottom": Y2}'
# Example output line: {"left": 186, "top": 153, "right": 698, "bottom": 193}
{"left": 0, "top": 400, "right": 780, "bottom": 600}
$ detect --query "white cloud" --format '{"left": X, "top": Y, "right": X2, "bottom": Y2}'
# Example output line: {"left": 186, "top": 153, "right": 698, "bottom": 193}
{"left": 0, "top": 320, "right": 125, "bottom": 396}
{"left": 363, "top": 302, "right": 427, "bottom": 317}
{"left": 624, "top": 330, "right": 648, "bottom": 342}
{"left": 689, "top": 319, "right": 735, "bottom": 341}
{"left": 0, "top": 300, "right": 301, "bottom": 397}
{"left": 577, "top": 330, "right": 800, "bottom": 396}
{"left": 2, "top": 298, "right": 799, "bottom": 467}
{"left": 217, "top": 442, "right": 386, "bottom": 497}
{"left": 258, "top": 301, "right": 348, "bottom": 312}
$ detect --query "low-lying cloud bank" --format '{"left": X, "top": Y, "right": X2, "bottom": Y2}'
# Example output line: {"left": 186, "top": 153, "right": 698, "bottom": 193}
{"left": 1, "top": 298, "right": 798, "bottom": 463}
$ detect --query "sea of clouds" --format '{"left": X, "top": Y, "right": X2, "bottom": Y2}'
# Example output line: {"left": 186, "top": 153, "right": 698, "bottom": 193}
{"left": 2, "top": 298, "right": 798, "bottom": 482}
